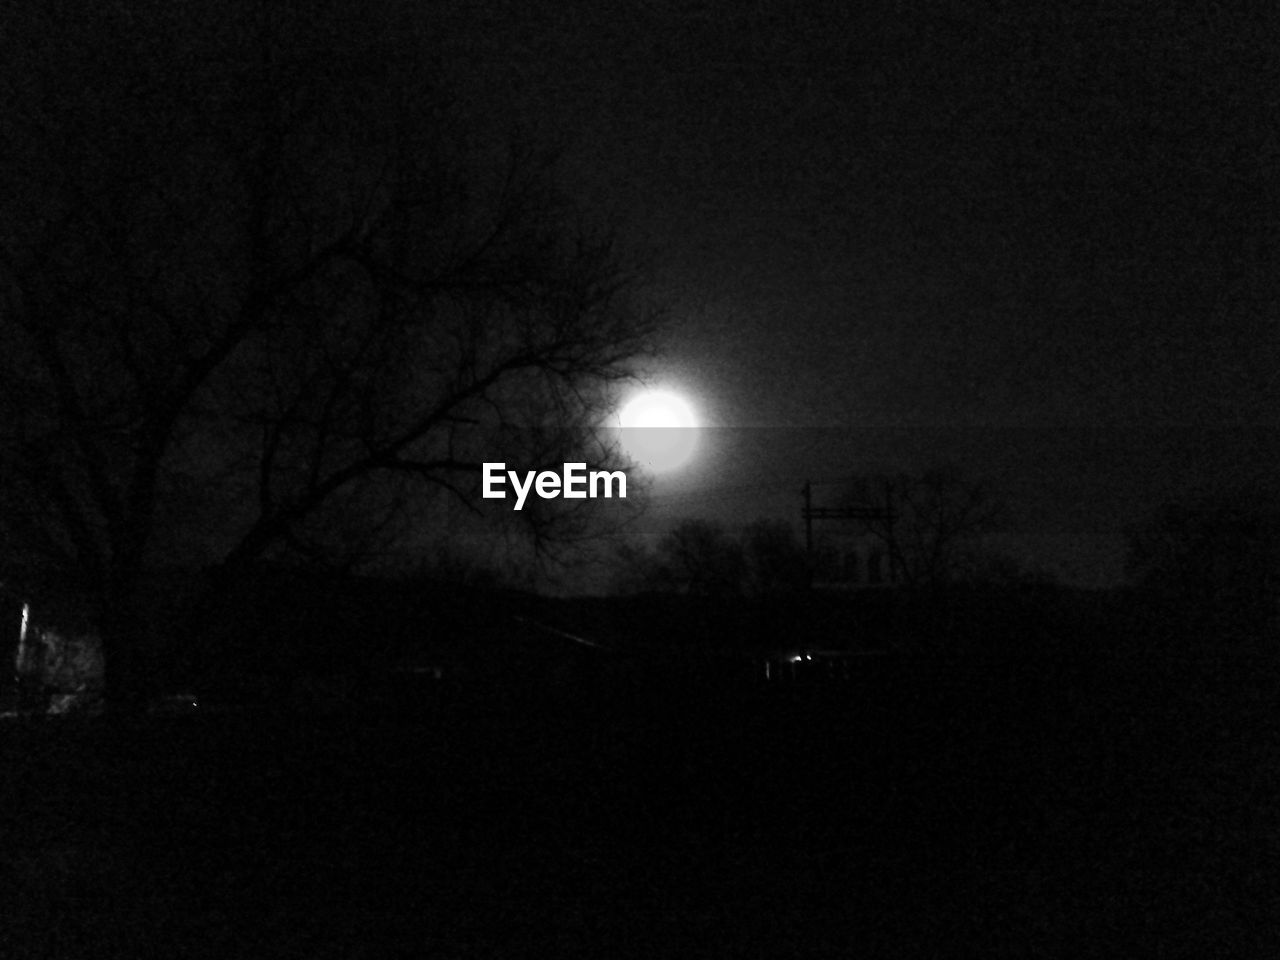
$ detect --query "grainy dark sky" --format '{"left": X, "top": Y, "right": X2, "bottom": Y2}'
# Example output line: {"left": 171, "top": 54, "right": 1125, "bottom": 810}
{"left": 418, "top": 1, "right": 1279, "bottom": 584}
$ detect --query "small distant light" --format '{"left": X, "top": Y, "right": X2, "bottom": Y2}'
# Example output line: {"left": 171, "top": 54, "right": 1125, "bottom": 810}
{"left": 789, "top": 655, "right": 803, "bottom": 663}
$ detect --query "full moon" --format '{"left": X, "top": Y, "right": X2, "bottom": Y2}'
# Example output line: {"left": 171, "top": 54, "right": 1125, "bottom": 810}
{"left": 617, "top": 390, "right": 698, "bottom": 472}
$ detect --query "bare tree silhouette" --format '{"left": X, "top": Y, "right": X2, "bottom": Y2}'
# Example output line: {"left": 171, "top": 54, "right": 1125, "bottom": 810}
{"left": 650, "top": 520, "right": 748, "bottom": 598}
{"left": 0, "top": 4, "right": 660, "bottom": 702}
{"left": 1127, "top": 488, "right": 1280, "bottom": 644}
{"left": 842, "top": 467, "right": 1002, "bottom": 589}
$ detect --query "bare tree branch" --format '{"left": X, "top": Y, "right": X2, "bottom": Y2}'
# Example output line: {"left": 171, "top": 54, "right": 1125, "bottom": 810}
{"left": 0, "top": 3, "right": 662, "bottom": 699}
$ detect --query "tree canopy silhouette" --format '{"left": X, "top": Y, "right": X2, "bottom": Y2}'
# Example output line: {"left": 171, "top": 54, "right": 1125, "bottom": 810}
{"left": 1127, "top": 488, "right": 1280, "bottom": 644}
{"left": 840, "top": 467, "right": 1002, "bottom": 589}
{"left": 618, "top": 517, "right": 809, "bottom": 599}
{"left": 0, "top": 4, "right": 660, "bottom": 700}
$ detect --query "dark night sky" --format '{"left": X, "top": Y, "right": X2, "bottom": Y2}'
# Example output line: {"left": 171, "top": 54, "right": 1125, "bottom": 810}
{"left": 9, "top": 2, "right": 1260, "bottom": 588}
{"left": 419, "top": 1, "right": 1279, "bottom": 586}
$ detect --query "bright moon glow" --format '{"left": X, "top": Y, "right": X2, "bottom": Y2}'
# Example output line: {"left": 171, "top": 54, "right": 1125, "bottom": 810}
{"left": 618, "top": 390, "right": 698, "bottom": 472}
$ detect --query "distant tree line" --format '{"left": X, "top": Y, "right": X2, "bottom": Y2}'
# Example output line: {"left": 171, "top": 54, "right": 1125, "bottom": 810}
{"left": 617, "top": 518, "right": 810, "bottom": 599}
{"left": 836, "top": 467, "right": 1007, "bottom": 589}
{"left": 617, "top": 467, "right": 1032, "bottom": 599}
{"left": 1126, "top": 487, "right": 1280, "bottom": 645}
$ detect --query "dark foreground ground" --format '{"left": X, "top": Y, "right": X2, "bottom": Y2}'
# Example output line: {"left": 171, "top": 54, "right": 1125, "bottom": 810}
{"left": 2, "top": 653, "right": 1278, "bottom": 959}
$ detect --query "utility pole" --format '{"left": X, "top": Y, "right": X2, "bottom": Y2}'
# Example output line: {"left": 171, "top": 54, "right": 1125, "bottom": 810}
{"left": 884, "top": 480, "right": 898, "bottom": 585}
{"left": 802, "top": 481, "right": 813, "bottom": 555}
{"left": 801, "top": 480, "right": 897, "bottom": 582}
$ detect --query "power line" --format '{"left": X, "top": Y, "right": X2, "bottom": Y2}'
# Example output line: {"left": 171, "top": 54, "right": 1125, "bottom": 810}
{"left": 643, "top": 478, "right": 803, "bottom": 503}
